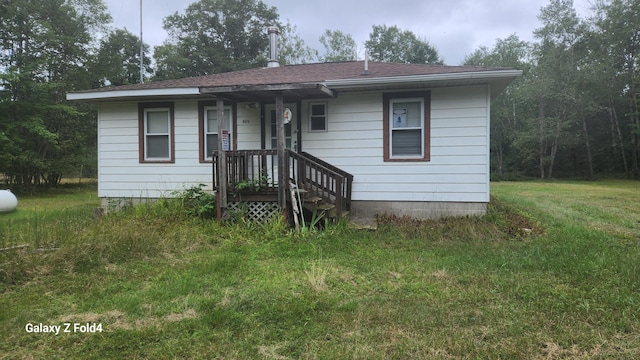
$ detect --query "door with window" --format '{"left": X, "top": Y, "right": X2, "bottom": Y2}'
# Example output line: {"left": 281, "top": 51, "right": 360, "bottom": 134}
{"left": 266, "top": 105, "right": 297, "bottom": 185}
{"left": 267, "top": 105, "right": 297, "bottom": 151}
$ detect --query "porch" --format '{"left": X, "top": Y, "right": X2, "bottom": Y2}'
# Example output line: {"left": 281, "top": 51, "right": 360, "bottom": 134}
{"left": 212, "top": 149, "right": 353, "bottom": 223}
{"left": 204, "top": 77, "right": 351, "bottom": 223}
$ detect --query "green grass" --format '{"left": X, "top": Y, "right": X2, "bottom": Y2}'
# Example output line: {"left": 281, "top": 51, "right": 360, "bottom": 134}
{"left": 0, "top": 182, "right": 100, "bottom": 251}
{"left": 1, "top": 180, "right": 639, "bottom": 359}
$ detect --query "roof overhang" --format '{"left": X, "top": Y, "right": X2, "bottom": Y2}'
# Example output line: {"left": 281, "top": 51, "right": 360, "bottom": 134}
{"left": 66, "top": 87, "right": 201, "bottom": 102}
{"left": 66, "top": 83, "right": 335, "bottom": 103}
{"left": 325, "top": 69, "right": 523, "bottom": 100}
{"left": 66, "top": 69, "right": 521, "bottom": 103}
{"left": 200, "top": 83, "right": 335, "bottom": 102}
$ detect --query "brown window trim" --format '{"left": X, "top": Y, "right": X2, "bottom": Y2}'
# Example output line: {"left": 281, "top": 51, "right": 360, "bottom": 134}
{"left": 383, "top": 91, "right": 431, "bottom": 162}
{"left": 138, "top": 102, "right": 175, "bottom": 163}
{"left": 198, "top": 100, "right": 238, "bottom": 163}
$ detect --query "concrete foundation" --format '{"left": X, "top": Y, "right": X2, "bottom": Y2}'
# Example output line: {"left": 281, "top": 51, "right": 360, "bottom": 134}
{"left": 100, "top": 197, "right": 154, "bottom": 212}
{"left": 350, "top": 200, "right": 487, "bottom": 223}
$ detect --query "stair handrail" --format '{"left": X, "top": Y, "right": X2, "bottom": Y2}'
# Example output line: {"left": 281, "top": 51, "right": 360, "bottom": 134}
{"left": 288, "top": 150, "right": 353, "bottom": 219}
{"left": 299, "top": 152, "right": 354, "bottom": 181}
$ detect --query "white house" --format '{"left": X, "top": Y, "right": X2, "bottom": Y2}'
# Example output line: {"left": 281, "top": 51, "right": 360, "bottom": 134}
{"left": 67, "top": 60, "right": 521, "bottom": 221}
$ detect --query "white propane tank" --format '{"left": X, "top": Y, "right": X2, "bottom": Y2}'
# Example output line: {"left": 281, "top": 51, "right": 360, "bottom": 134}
{"left": 0, "top": 189, "right": 18, "bottom": 213}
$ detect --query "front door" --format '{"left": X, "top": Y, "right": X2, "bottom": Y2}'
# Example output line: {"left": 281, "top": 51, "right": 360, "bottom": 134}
{"left": 267, "top": 105, "right": 297, "bottom": 151}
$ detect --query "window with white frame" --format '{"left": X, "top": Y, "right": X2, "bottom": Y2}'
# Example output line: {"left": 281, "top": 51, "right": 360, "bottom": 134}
{"left": 383, "top": 92, "right": 430, "bottom": 162}
{"left": 204, "top": 106, "right": 233, "bottom": 159}
{"left": 269, "top": 109, "right": 293, "bottom": 149}
{"left": 309, "top": 102, "right": 327, "bottom": 132}
{"left": 390, "top": 98, "right": 423, "bottom": 157}
{"left": 139, "top": 102, "right": 174, "bottom": 163}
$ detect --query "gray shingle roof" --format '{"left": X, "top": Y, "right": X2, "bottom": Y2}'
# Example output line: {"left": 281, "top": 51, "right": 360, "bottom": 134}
{"left": 76, "top": 61, "right": 512, "bottom": 93}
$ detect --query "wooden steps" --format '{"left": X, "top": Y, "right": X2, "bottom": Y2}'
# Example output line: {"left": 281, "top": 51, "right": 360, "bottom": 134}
{"left": 296, "top": 185, "right": 348, "bottom": 223}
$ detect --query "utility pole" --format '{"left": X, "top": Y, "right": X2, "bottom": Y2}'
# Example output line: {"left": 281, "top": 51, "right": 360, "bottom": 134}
{"left": 139, "top": 0, "right": 144, "bottom": 83}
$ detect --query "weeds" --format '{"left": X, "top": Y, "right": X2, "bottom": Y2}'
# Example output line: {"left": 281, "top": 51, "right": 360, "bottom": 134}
{"left": 375, "top": 198, "right": 542, "bottom": 242}
{"left": 304, "top": 259, "right": 331, "bottom": 292}
{"left": 1, "top": 181, "right": 639, "bottom": 359}
{"left": 486, "top": 196, "right": 544, "bottom": 238}
{"left": 299, "top": 207, "right": 326, "bottom": 234}
{"left": 231, "top": 170, "right": 271, "bottom": 194}
{"left": 172, "top": 184, "right": 216, "bottom": 219}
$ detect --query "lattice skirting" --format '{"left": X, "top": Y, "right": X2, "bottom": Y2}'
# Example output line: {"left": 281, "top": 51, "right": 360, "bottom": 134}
{"left": 226, "top": 201, "right": 280, "bottom": 223}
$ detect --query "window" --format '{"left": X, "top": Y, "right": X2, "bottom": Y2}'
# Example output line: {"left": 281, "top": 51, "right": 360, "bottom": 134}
{"left": 139, "top": 102, "right": 174, "bottom": 163}
{"left": 383, "top": 92, "right": 430, "bottom": 162}
{"left": 198, "top": 101, "right": 236, "bottom": 162}
{"left": 205, "top": 107, "right": 233, "bottom": 157}
{"left": 309, "top": 102, "right": 327, "bottom": 132}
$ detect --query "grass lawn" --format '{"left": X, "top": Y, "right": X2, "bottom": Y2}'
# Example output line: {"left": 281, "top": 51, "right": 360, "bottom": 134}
{"left": 1, "top": 180, "right": 639, "bottom": 359}
{"left": 0, "top": 183, "right": 100, "bottom": 251}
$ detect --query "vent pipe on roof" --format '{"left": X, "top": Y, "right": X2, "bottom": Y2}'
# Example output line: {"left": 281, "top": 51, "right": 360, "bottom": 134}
{"left": 267, "top": 26, "right": 280, "bottom": 68}
{"left": 361, "top": 50, "right": 369, "bottom": 76}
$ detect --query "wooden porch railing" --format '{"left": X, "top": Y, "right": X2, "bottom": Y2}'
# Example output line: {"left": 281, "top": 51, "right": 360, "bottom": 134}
{"left": 212, "top": 150, "right": 278, "bottom": 191}
{"left": 213, "top": 150, "right": 353, "bottom": 219}
{"left": 289, "top": 151, "right": 353, "bottom": 219}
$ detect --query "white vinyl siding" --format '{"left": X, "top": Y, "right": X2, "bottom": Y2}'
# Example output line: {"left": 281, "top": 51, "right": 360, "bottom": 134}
{"left": 301, "top": 86, "right": 490, "bottom": 203}
{"left": 236, "top": 106, "right": 261, "bottom": 150}
{"left": 98, "top": 100, "right": 262, "bottom": 198}
{"left": 97, "top": 85, "right": 490, "bottom": 204}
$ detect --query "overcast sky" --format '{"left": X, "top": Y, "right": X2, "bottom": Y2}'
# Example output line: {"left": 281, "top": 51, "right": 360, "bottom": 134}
{"left": 104, "top": 0, "right": 594, "bottom": 66}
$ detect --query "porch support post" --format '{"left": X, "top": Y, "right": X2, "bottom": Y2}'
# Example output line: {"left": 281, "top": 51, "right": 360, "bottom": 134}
{"left": 296, "top": 100, "right": 302, "bottom": 153}
{"left": 275, "top": 91, "right": 287, "bottom": 211}
{"left": 216, "top": 96, "right": 227, "bottom": 219}
{"left": 260, "top": 102, "right": 266, "bottom": 150}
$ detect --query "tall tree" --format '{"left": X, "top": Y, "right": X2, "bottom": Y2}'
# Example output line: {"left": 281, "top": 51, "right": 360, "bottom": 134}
{"left": 527, "top": 0, "right": 590, "bottom": 179}
{"left": 319, "top": 29, "right": 357, "bottom": 62}
{"left": 464, "top": 34, "right": 532, "bottom": 178}
{"left": 92, "top": 29, "right": 153, "bottom": 86}
{"left": 153, "top": 0, "right": 278, "bottom": 80}
{"left": 593, "top": 0, "right": 640, "bottom": 178}
{"left": 365, "top": 25, "right": 443, "bottom": 64}
{"left": 0, "top": 0, "right": 108, "bottom": 188}
{"left": 461, "top": 0, "right": 639, "bottom": 179}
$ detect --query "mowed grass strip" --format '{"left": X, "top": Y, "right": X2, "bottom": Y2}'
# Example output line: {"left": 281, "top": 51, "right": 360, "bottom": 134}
{"left": 492, "top": 179, "right": 640, "bottom": 239}
{"left": 1, "top": 180, "right": 639, "bottom": 359}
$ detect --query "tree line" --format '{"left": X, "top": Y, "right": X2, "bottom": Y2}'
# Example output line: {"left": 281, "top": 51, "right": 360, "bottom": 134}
{"left": 1, "top": 0, "right": 638, "bottom": 190}
{"left": 465, "top": 0, "right": 639, "bottom": 180}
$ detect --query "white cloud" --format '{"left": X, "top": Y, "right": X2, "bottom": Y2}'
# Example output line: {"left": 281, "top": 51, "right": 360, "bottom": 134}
{"left": 104, "top": 0, "right": 594, "bottom": 65}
